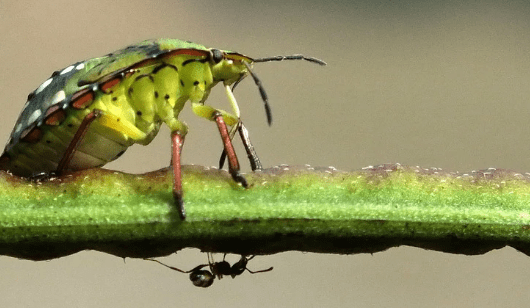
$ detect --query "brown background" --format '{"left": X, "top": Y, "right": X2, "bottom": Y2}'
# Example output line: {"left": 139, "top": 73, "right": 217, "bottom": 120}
{"left": 1, "top": 0, "right": 530, "bottom": 307}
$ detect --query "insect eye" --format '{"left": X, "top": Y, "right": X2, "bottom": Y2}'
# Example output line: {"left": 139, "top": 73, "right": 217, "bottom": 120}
{"left": 210, "top": 49, "right": 224, "bottom": 64}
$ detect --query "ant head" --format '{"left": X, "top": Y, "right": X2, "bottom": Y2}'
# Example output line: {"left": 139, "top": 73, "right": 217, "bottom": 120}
{"left": 230, "top": 256, "right": 250, "bottom": 278}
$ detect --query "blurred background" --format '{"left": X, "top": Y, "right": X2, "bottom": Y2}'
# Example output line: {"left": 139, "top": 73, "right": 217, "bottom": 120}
{"left": 2, "top": 0, "right": 530, "bottom": 307}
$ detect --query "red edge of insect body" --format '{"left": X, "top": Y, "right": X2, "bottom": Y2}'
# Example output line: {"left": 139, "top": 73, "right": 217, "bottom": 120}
{"left": 159, "top": 49, "right": 210, "bottom": 59}
{"left": 44, "top": 105, "right": 66, "bottom": 126}
{"left": 70, "top": 89, "right": 95, "bottom": 109}
{"left": 99, "top": 76, "right": 122, "bottom": 93}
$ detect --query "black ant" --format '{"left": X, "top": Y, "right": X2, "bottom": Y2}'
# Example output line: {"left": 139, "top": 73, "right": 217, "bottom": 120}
{"left": 145, "top": 253, "right": 273, "bottom": 287}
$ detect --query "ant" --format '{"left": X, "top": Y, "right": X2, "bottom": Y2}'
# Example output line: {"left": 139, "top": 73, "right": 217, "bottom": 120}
{"left": 145, "top": 253, "right": 273, "bottom": 287}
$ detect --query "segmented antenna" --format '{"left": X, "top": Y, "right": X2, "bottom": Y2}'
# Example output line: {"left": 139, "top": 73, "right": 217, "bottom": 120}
{"left": 254, "top": 55, "right": 327, "bottom": 66}
{"left": 243, "top": 62, "right": 273, "bottom": 126}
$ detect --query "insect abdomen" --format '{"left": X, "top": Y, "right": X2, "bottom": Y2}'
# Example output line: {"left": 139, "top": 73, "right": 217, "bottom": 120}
{"left": 0, "top": 45, "right": 216, "bottom": 177}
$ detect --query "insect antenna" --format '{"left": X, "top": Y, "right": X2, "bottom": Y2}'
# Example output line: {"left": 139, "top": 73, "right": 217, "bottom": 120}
{"left": 243, "top": 62, "right": 272, "bottom": 126}
{"left": 253, "top": 55, "right": 327, "bottom": 66}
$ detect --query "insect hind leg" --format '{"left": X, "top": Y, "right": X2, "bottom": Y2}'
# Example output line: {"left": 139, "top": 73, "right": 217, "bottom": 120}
{"left": 56, "top": 109, "right": 103, "bottom": 174}
{"left": 171, "top": 131, "right": 186, "bottom": 220}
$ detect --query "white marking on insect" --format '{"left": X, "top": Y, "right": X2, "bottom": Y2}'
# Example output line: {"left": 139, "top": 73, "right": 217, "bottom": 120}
{"left": 14, "top": 123, "right": 22, "bottom": 134}
{"left": 36, "top": 78, "right": 53, "bottom": 94}
{"left": 60, "top": 65, "right": 75, "bottom": 75}
{"left": 50, "top": 90, "right": 66, "bottom": 105}
{"left": 22, "top": 100, "right": 30, "bottom": 109}
{"left": 75, "top": 62, "right": 85, "bottom": 70}
{"left": 28, "top": 109, "right": 42, "bottom": 124}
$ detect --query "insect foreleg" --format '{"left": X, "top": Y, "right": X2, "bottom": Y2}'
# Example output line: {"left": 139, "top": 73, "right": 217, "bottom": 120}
{"left": 237, "top": 122, "right": 262, "bottom": 171}
{"left": 213, "top": 112, "right": 248, "bottom": 188}
{"left": 218, "top": 121, "right": 262, "bottom": 171}
{"left": 190, "top": 102, "right": 238, "bottom": 126}
{"left": 224, "top": 85, "right": 240, "bottom": 118}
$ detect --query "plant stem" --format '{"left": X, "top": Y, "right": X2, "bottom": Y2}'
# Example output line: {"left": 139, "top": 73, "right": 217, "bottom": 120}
{"left": 1, "top": 163, "right": 529, "bottom": 261}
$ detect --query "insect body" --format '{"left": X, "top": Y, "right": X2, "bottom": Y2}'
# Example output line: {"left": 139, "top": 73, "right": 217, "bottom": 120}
{"left": 145, "top": 254, "right": 273, "bottom": 287}
{"left": 0, "top": 39, "right": 326, "bottom": 219}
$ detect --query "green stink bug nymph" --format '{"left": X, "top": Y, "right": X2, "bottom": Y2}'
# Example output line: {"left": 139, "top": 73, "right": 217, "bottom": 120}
{"left": 0, "top": 39, "right": 326, "bottom": 220}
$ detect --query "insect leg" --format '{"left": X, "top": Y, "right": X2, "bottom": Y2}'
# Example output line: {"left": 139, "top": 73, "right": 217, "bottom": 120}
{"left": 241, "top": 256, "right": 274, "bottom": 274}
{"left": 213, "top": 112, "right": 248, "bottom": 188}
{"left": 56, "top": 109, "right": 103, "bottom": 174}
{"left": 144, "top": 258, "right": 212, "bottom": 275}
{"left": 246, "top": 265, "right": 274, "bottom": 274}
{"left": 219, "top": 85, "right": 262, "bottom": 171}
{"left": 219, "top": 121, "right": 262, "bottom": 171}
{"left": 238, "top": 121, "right": 262, "bottom": 171}
{"left": 171, "top": 132, "right": 186, "bottom": 220}
{"left": 56, "top": 108, "right": 148, "bottom": 175}
{"left": 217, "top": 122, "right": 238, "bottom": 170}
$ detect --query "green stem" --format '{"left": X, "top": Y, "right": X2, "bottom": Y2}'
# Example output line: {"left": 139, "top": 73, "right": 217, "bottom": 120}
{"left": 1, "top": 164, "right": 530, "bottom": 261}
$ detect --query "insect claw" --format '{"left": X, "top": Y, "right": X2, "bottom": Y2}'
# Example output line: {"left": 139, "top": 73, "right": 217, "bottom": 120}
{"left": 231, "top": 171, "right": 248, "bottom": 188}
{"left": 173, "top": 191, "right": 186, "bottom": 220}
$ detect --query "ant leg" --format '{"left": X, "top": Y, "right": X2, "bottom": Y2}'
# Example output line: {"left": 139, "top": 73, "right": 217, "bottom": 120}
{"left": 246, "top": 266, "right": 274, "bottom": 274}
{"left": 243, "top": 256, "right": 274, "bottom": 274}
{"left": 143, "top": 258, "right": 208, "bottom": 273}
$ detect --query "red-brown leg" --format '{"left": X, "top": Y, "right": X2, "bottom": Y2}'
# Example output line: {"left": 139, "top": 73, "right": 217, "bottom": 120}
{"left": 213, "top": 113, "right": 248, "bottom": 188}
{"left": 171, "top": 131, "right": 186, "bottom": 220}
{"left": 56, "top": 109, "right": 102, "bottom": 174}
{"left": 218, "top": 121, "right": 262, "bottom": 171}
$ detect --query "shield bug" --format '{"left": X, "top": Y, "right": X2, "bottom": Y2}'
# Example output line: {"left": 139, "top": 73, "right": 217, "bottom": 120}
{"left": 0, "top": 39, "right": 326, "bottom": 219}
{"left": 145, "top": 254, "right": 273, "bottom": 287}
